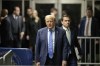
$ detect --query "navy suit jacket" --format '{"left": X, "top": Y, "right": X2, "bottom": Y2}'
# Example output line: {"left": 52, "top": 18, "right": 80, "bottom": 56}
{"left": 35, "top": 26, "right": 69, "bottom": 65}
{"left": 78, "top": 16, "right": 99, "bottom": 37}
{"left": 61, "top": 27, "right": 82, "bottom": 59}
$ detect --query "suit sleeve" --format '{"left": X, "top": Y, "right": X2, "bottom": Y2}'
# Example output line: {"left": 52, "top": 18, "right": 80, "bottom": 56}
{"left": 74, "top": 32, "right": 82, "bottom": 55}
{"left": 78, "top": 17, "right": 84, "bottom": 36}
{"left": 25, "top": 19, "right": 30, "bottom": 35}
{"left": 35, "top": 30, "right": 41, "bottom": 63}
{"left": 62, "top": 31, "right": 69, "bottom": 61}
{"left": 5, "top": 17, "right": 13, "bottom": 40}
{"left": 21, "top": 17, "right": 25, "bottom": 32}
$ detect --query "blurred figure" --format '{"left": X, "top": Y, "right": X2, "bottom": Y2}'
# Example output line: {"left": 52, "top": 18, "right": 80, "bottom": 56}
{"left": 50, "top": 7, "right": 58, "bottom": 25}
{"left": 1, "top": 6, "right": 25, "bottom": 48}
{"left": 58, "top": 10, "right": 67, "bottom": 27}
{"left": 21, "top": 7, "right": 33, "bottom": 48}
{"left": 50, "top": 7, "right": 58, "bottom": 18}
{"left": 35, "top": 15, "right": 68, "bottom": 66}
{"left": 78, "top": 7, "right": 99, "bottom": 66}
{"left": 0, "top": 9, "right": 8, "bottom": 19}
{"left": 25, "top": 8, "right": 41, "bottom": 60}
{"left": 61, "top": 15, "right": 82, "bottom": 66}
{"left": 0, "top": 9, "right": 9, "bottom": 47}
{"left": 33, "top": 10, "right": 41, "bottom": 32}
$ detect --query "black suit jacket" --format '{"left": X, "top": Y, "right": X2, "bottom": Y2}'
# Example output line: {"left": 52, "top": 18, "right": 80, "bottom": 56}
{"left": 25, "top": 17, "right": 41, "bottom": 37}
{"left": 35, "top": 26, "right": 69, "bottom": 65}
{"left": 1, "top": 17, "right": 12, "bottom": 43}
{"left": 61, "top": 27, "right": 82, "bottom": 58}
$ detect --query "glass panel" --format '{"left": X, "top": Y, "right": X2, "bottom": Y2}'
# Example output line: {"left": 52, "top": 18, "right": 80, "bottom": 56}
{"left": 62, "top": 4, "right": 81, "bottom": 31}
{"left": 2, "top": 0, "right": 22, "bottom": 15}
{"left": 36, "top": 4, "right": 54, "bottom": 28}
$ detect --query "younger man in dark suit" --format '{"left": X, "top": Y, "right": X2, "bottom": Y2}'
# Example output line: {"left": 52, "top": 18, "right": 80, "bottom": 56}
{"left": 61, "top": 15, "right": 82, "bottom": 66}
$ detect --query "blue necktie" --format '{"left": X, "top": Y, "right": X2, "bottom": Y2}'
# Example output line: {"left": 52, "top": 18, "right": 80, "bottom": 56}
{"left": 48, "top": 29, "right": 53, "bottom": 59}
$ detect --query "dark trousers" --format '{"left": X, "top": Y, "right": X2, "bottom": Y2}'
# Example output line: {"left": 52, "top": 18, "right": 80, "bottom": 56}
{"left": 11, "top": 34, "right": 21, "bottom": 48}
{"left": 45, "top": 54, "right": 60, "bottom": 66}
{"left": 0, "top": 36, "right": 13, "bottom": 47}
{"left": 68, "top": 54, "right": 77, "bottom": 66}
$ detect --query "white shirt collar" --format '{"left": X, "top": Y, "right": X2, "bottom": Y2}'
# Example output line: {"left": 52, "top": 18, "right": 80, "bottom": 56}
{"left": 13, "top": 14, "right": 16, "bottom": 18}
{"left": 86, "top": 17, "right": 92, "bottom": 20}
{"left": 13, "top": 14, "right": 18, "bottom": 19}
{"left": 48, "top": 27, "right": 55, "bottom": 32}
{"left": 62, "top": 26, "right": 70, "bottom": 31}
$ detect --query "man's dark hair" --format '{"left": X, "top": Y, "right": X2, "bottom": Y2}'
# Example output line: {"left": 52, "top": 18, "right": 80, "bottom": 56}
{"left": 13, "top": 6, "right": 20, "bottom": 12}
{"left": 87, "top": 6, "right": 93, "bottom": 12}
{"left": 61, "top": 15, "right": 71, "bottom": 21}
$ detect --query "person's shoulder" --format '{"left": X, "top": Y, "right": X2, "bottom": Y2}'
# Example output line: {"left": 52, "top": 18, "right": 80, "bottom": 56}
{"left": 56, "top": 26, "right": 65, "bottom": 33}
{"left": 81, "top": 16, "right": 86, "bottom": 20}
{"left": 38, "top": 27, "right": 47, "bottom": 32}
{"left": 92, "top": 17, "right": 98, "bottom": 21}
{"left": 5, "top": 15, "right": 12, "bottom": 21}
{"left": 7, "top": 15, "right": 13, "bottom": 18}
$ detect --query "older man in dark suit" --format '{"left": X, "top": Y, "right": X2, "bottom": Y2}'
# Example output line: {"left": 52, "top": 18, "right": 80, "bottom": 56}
{"left": 35, "top": 15, "right": 69, "bottom": 66}
{"left": 78, "top": 7, "right": 99, "bottom": 66}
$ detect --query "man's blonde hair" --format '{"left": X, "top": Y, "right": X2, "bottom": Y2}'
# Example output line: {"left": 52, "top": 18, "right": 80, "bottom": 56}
{"left": 45, "top": 15, "right": 55, "bottom": 21}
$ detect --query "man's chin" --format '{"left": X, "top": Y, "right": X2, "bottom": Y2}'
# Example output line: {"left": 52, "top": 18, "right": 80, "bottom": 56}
{"left": 47, "top": 27, "right": 52, "bottom": 29}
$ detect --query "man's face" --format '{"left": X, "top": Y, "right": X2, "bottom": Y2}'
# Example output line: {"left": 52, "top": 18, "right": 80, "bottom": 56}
{"left": 86, "top": 10, "right": 92, "bottom": 18}
{"left": 53, "top": 10, "right": 57, "bottom": 16}
{"left": 27, "top": 9, "right": 33, "bottom": 16}
{"left": 14, "top": 7, "right": 20, "bottom": 16}
{"left": 51, "top": 10, "right": 58, "bottom": 17}
{"left": 45, "top": 16, "right": 55, "bottom": 29}
{"left": 61, "top": 17, "right": 70, "bottom": 28}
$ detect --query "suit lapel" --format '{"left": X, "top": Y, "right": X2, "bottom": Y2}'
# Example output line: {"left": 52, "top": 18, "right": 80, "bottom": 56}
{"left": 71, "top": 29, "right": 73, "bottom": 45}
{"left": 11, "top": 15, "right": 15, "bottom": 22}
{"left": 18, "top": 16, "right": 20, "bottom": 32}
{"left": 83, "top": 17, "right": 87, "bottom": 33}
{"left": 69, "top": 28, "right": 74, "bottom": 46}
{"left": 44, "top": 27, "right": 48, "bottom": 50}
{"left": 55, "top": 27, "right": 58, "bottom": 45}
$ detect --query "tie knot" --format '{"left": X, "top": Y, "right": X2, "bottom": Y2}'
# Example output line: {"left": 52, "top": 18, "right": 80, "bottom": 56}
{"left": 15, "top": 16, "right": 18, "bottom": 19}
{"left": 66, "top": 28, "right": 70, "bottom": 31}
{"left": 49, "top": 29, "right": 52, "bottom": 32}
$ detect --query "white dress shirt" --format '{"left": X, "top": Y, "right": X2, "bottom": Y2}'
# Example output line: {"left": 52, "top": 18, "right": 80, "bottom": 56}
{"left": 84, "top": 17, "right": 92, "bottom": 36}
{"left": 13, "top": 14, "right": 18, "bottom": 19}
{"left": 48, "top": 27, "right": 55, "bottom": 53}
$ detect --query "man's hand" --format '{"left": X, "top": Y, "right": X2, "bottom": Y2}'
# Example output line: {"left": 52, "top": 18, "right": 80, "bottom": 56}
{"left": 36, "top": 62, "right": 40, "bottom": 66}
{"left": 62, "top": 60, "right": 67, "bottom": 66}
{"left": 26, "top": 35, "right": 29, "bottom": 40}
{"left": 20, "top": 32, "right": 24, "bottom": 40}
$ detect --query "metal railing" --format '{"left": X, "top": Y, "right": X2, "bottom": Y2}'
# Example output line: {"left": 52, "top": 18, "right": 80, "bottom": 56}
{"left": 77, "top": 37, "right": 100, "bottom": 66}
{"left": 0, "top": 50, "right": 13, "bottom": 65}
